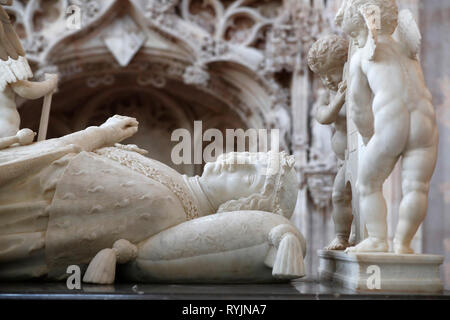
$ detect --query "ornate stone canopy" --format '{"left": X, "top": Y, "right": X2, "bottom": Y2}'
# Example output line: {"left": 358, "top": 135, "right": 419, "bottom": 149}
{"left": 9, "top": 0, "right": 331, "bottom": 175}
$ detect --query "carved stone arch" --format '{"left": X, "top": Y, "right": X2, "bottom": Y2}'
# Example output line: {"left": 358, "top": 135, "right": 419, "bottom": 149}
{"left": 43, "top": 0, "right": 119, "bottom": 62}
{"left": 13, "top": 0, "right": 294, "bottom": 157}
{"left": 70, "top": 86, "right": 194, "bottom": 131}
{"left": 204, "top": 59, "right": 291, "bottom": 151}
{"left": 19, "top": 40, "right": 251, "bottom": 177}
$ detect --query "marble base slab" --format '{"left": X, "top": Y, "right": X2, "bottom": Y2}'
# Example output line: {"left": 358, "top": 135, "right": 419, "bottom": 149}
{"left": 318, "top": 250, "right": 444, "bottom": 293}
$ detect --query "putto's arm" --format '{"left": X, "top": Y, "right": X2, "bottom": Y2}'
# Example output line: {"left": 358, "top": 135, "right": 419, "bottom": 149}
{"left": 348, "top": 52, "right": 374, "bottom": 144}
{"left": 314, "top": 88, "right": 346, "bottom": 125}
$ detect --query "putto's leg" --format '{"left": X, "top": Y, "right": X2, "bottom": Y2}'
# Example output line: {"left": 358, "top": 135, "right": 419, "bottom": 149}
{"left": 326, "top": 163, "right": 353, "bottom": 250}
{"left": 394, "top": 145, "right": 438, "bottom": 254}
{"left": 347, "top": 137, "right": 399, "bottom": 253}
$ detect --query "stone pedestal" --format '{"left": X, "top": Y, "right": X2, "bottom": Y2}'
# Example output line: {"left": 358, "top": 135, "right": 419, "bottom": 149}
{"left": 318, "top": 250, "right": 444, "bottom": 293}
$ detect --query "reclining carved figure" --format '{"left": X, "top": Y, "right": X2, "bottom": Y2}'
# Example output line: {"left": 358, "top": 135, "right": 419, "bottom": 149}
{"left": 0, "top": 115, "right": 306, "bottom": 284}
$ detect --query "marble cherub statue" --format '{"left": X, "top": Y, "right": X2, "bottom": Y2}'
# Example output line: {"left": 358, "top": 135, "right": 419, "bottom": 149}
{"left": 336, "top": 0, "right": 438, "bottom": 254}
{"left": 0, "top": 0, "right": 57, "bottom": 143}
{"left": 0, "top": 115, "right": 306, "bottom": 284}
{"left": 308, "top": 35, "right": 353, "bottom": 250}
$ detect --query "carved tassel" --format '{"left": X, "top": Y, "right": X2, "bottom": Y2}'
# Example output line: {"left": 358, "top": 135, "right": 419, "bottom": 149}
{"left": 83, "top": 239, "right": 137, "bottom": 285}
{"left": 83, "top": 249, "right": 117, "bottom": 285}
{"left": 264, "top": 247, "right": 277, "bottom": 268}
{"left": 272, "top": 233, "right": 305, "bottom": 279}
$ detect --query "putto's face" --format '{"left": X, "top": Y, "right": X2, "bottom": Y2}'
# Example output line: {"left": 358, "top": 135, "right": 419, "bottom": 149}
{"left": 320, "top": 65, "right": 344, "bottom": 91}
{"left": 203, "top": 154, "right": 266, "bottom": 202}
{"left": 339, "top": 3, "right": 369, "bottom": 49}
{"left": 343, "top": 18, "right": 368, "bottom": 48}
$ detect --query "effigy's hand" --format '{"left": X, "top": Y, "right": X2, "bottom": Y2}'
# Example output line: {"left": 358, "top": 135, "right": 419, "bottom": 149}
{"left": 100, "top": 115, "right": 139, "bottom": 145}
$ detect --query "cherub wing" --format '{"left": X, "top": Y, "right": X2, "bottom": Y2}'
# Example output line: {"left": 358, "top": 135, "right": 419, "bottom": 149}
{"left": 393, "top": 9, "right": 421, "bottom": 60}
{"left": 359, "top": 4, "right": 380, "bottom": 61}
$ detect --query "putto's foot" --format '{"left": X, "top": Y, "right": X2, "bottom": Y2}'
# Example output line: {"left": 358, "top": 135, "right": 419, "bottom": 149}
{"left": 324, "top": 237, "right": 351, "bottom": 251}
{"left": 393, "top": 240, "right": 414, "bottom": 254}
{"left": 345, "top": 237, "right": 388, "bottom": 253}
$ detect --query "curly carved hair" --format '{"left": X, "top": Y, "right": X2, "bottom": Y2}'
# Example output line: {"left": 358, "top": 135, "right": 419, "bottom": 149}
{"left": 308, "top": 35, "right": 349, "bottom": 75}
{"left": 215, "top": 151, "right": 298, "bottom": 219}
{"left": 346, "top": 0, "right": 398, "bottom": 35}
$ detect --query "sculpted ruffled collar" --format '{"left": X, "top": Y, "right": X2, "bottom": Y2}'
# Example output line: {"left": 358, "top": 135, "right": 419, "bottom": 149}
{"left": 183, "top": 175, "right": 216, "bottom": 216}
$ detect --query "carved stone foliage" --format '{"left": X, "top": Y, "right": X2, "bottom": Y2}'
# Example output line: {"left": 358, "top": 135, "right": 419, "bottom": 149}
{"left": 183, "top": 63, "right": 210, "bottom": 87}
{"left": 178, "top": 0, "right": 277, "bottom": 46}
{"left": 263, "top": 0, "right": 328, "bottom": 74}
{"left": 4, "top": 0, "right": 112, "bottom": 61}
{"left": 146, "top": 0, "right": 178, "bottom": 14}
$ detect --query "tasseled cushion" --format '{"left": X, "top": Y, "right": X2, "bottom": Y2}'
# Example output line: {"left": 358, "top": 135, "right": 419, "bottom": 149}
{"left": 83, "top": 248, "right": 117, "bottom": 284}
{"left": 272, "top": 233, "right": 305, "bottom": 279}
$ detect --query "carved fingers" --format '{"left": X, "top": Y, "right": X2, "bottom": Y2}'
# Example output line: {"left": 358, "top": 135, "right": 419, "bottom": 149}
{"left": 101, "top": 115, "right": 139, "bottom": 144}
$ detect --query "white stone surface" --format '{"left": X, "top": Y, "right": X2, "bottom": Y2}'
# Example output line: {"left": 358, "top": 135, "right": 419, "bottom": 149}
{"left": 318, "top": 250, "right": 444, "bottom": 293}
{"left": 2, "top": 0, "right": 448, "bottom": 289}
{"left": 314, "top": 0, "right": 444, "bottom": 294}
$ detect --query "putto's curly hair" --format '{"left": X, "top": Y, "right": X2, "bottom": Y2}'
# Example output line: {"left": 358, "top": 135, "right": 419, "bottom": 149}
{"left": 308, "top": 35, "right": 349, "bottom": 75}
{"left": 346, "top": 0, "right": 398, "bottom": 35}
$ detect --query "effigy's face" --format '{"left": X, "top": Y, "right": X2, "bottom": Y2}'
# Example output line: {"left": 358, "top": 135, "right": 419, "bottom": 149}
{"left": 203, "top": 154, "right": 267, "bottom": 201}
